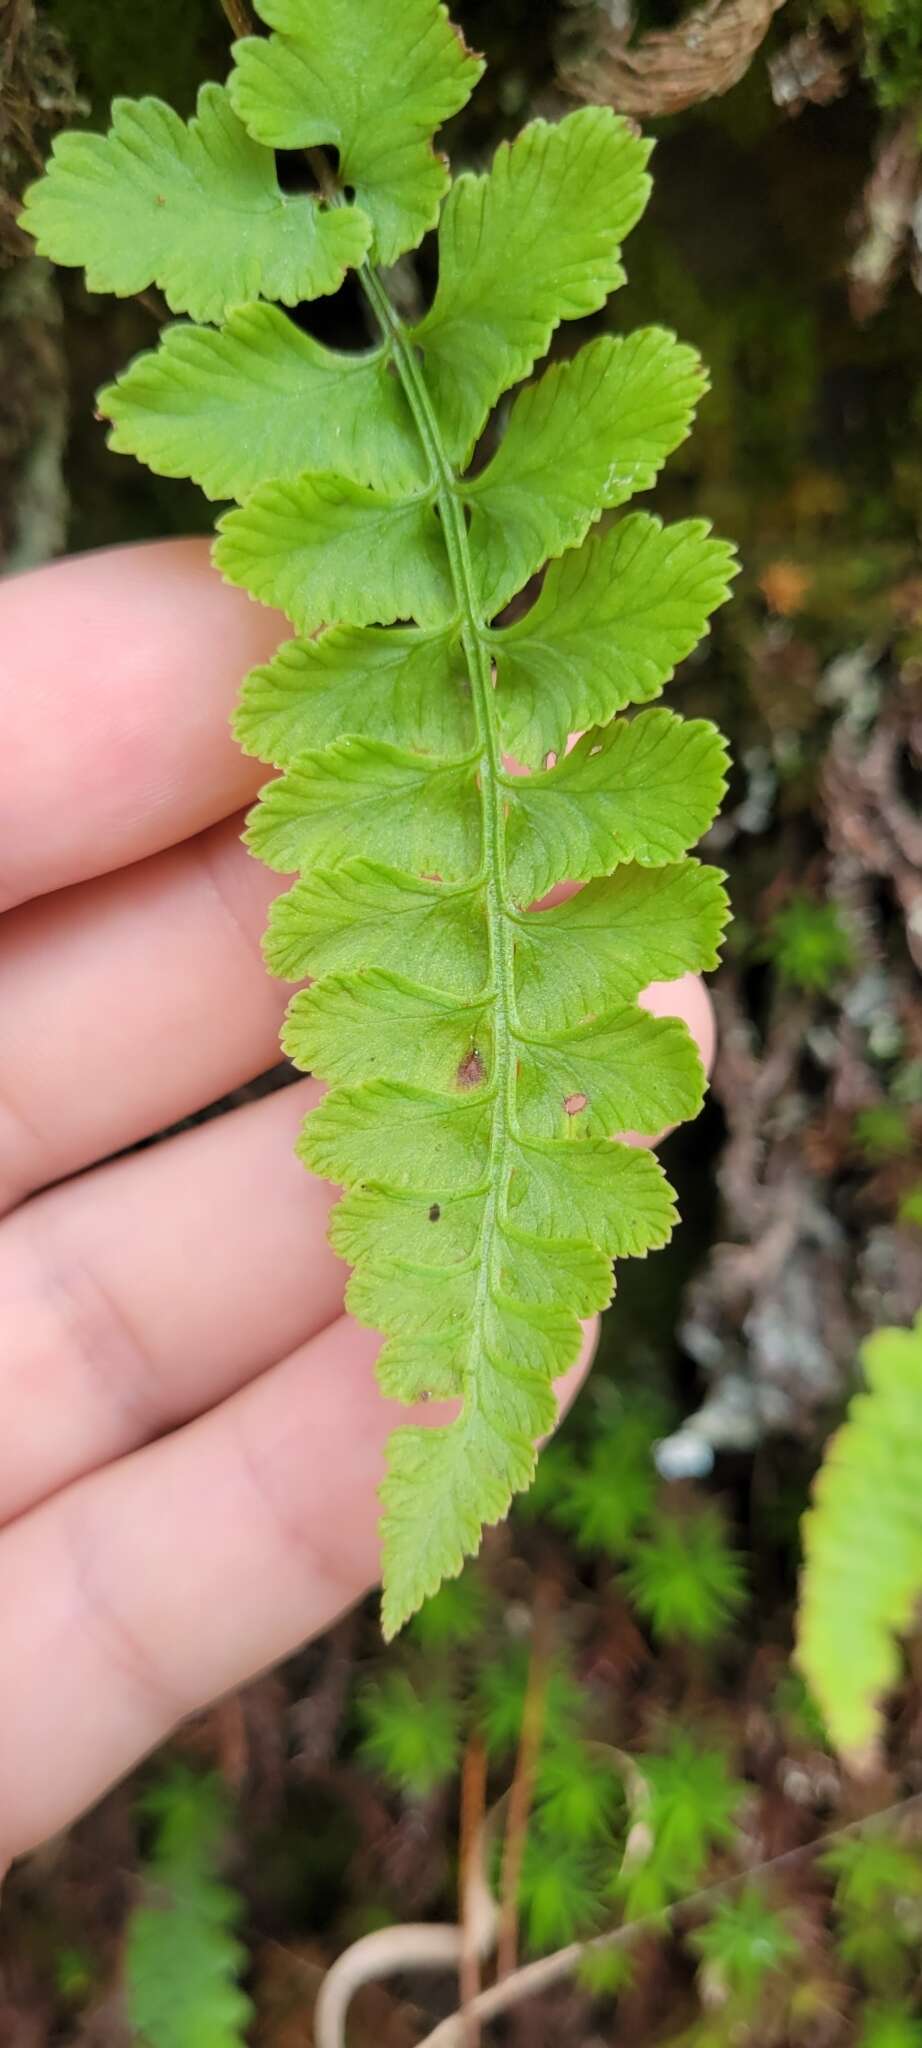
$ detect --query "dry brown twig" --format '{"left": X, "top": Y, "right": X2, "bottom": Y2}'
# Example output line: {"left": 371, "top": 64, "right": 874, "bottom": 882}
{"left": 312, "top": 1794, "right": 500, "bottom": 2048}
{"left": 459, "top": 1736, "right": 487, "bottom": 2048}
{"left": 216, "top": 0, "right": 255, "bottom": 35}
{"left": 562, "top": 0, "right": 787, "bottom": 118}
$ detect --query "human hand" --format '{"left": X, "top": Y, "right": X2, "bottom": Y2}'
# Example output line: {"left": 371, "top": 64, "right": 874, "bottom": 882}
{"left": 0, "top": 539, "right": 714, "bottom": 1870}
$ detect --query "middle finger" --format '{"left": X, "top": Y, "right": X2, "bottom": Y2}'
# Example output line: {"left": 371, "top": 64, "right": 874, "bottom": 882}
{"left": 0, "top": 1078, "right": 344, "bottom": 1524}
{"left": 0, "top": 811, "right": 284, "bottom": 1213}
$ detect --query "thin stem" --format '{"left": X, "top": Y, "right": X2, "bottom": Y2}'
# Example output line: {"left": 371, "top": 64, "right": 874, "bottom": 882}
{"left": 216, "top": 0, "right": 254, "bottom": 35}
{"left": 459, "top": 1734, "right": 488, "bottom": 2047}
{"left": 495, "top": 1586, "right": 557, "bottom": 1979}
{"left": 359, "top": 261, "right": 519, "bottom": 1387}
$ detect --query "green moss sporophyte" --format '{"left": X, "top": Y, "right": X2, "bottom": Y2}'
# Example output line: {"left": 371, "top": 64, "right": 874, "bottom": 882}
{"left": 20, "top": 0, "right": 737, "bottom": 1634}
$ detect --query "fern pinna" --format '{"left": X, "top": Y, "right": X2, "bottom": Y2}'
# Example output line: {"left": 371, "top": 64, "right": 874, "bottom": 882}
{"left": 21, "top": 0, "right": 736, "bottom": 1634}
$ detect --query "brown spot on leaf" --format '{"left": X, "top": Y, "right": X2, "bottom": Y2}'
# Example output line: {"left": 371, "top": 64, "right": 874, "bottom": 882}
{"left": 456, "top": 1047, "right": 485, "bottom": 1090}
{"left": 565, "top": 1093, "right": 589, "bottom": 1116}
{"left": 428, "top": 1203, "right": 441, "bottom": 1222}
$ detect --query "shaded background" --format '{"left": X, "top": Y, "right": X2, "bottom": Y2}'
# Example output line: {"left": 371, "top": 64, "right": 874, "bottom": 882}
{"left": 1, "top": 2, "right": 921, "bottom": 2041}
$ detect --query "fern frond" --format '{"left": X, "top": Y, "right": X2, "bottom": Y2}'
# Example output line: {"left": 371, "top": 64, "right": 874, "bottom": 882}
{"left": 124, "top": 1771, "right": 252, "bottom": 2048}
{"left": 21, "top": 0, "right": 736, "bottom": 1632}
{"left": 796, "top": 1313, "right": 922, "bottom": 1764}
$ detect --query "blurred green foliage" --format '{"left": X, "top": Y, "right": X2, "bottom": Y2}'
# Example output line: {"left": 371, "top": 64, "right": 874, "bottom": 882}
{"left": 765, "top": 896, "right": 856, "bottom": 992}
{"left": 624, "top": 1507, "right": 747, "bottom": 1646}
{"left": 614, "top": 1735, "right": 746, "bottom": 1919}
{"left": 691, "top": 1884, "right": 799, "bottom": 2013}
{"left": 358, "top": 1669, "right": 462, "bottom": 1798}
{"left": 124, "top": 1770, "right": 252, "bottom": 2048}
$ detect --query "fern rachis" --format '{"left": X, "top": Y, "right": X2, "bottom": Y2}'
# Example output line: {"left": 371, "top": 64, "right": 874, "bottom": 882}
{"left": 21, "top": 0, "right": 737, "bottom": 1633}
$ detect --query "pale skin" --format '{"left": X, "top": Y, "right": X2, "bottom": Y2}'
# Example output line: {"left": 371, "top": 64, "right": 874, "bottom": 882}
{"left": 0, "top": 538, "right": 715, "bottom": 1873}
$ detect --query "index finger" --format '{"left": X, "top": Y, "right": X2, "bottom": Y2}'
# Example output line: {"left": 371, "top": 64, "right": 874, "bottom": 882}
{"left": 0, "top": 538, "right": 283, "bottom": 912}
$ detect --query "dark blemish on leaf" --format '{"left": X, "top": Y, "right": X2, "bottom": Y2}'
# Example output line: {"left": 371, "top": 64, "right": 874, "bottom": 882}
{"left": 565, "top": 1093, "right": 588, "bottom": 1115}
{"left": 155, "top": 194, "right": 166, "bottom": 205}
{"left": 429, "top": 1203, "right": 441, "bottom": 1221}
{"left": 456, "top": 1047, "right": 485, "bottom": 1090}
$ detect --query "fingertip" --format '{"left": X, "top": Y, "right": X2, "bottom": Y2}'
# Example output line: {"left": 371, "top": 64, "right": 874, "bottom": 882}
{"left": 555, "top": 1314, "right": 602, "bottom": 1424}
{"left": 639, "top": 971, "right": 716, "bottom": 1076}
{"left": 0, "top": 538, "right": 286, "bottom": 908}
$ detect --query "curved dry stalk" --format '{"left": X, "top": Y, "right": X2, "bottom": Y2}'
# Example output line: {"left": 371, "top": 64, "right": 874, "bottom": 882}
{"left": 312, "top": 1800, "right": 500, "bottom": 2048}
{"left": 313, "top": 1740, "right": 645, "bottom": 2048}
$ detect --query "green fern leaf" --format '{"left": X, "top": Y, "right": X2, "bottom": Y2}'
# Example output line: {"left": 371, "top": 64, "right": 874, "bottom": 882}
{"left": 282, "top": 972, "right": 489, "bottom": 1091}
{"left": 234, "top": 626, "right": 472, "bottom": 764}
{"left": 491, "top": 513, "right": 738, "bottom": 767}
{"left": 214, "top": 475, "right": 454, "bottom": 630}
{"left": 265, "top": 862, "right": 488, "bottom": 991}
{"left": 246, "top": 740, "right": 480, "bottom": 879}
{"left": 101, "top": 306, "right": 426, "bottom": 499}
{"left": 515, "top": 1009, "right": 705, "bottom": 1141}
{"left": 125, "top": 1771, "right": 252, "bottom": 2048}
{"left": 19, "top": 84, "right": 369, "bottom": 323}
{"left": 512, "top": 863, "right": 730, "bottom": 1032}
{"left": 228, "top": 0, "right": 483, "bottom": 264}
{"left": 22, "top": 0, "right": 735, "bottom": 1633}
{"left": 465, "top": 329, "right": 707, "bottom": 616}
{"left": 503, "top": 712, "right": 729, "bottom": 901}
{"left": 796, "top": 1313, "right": 922, "bottom": 1763}
{"left": 413, "top": 107, "right": 652, "bottom": 462}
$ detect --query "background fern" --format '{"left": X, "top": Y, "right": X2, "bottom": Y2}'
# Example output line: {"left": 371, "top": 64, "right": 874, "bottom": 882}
{"left": 797, "top": 1312, "right": 922, "bottom": 1763}
{"left": 124, "top": 1770, "right": 251, "bottom": 2048}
